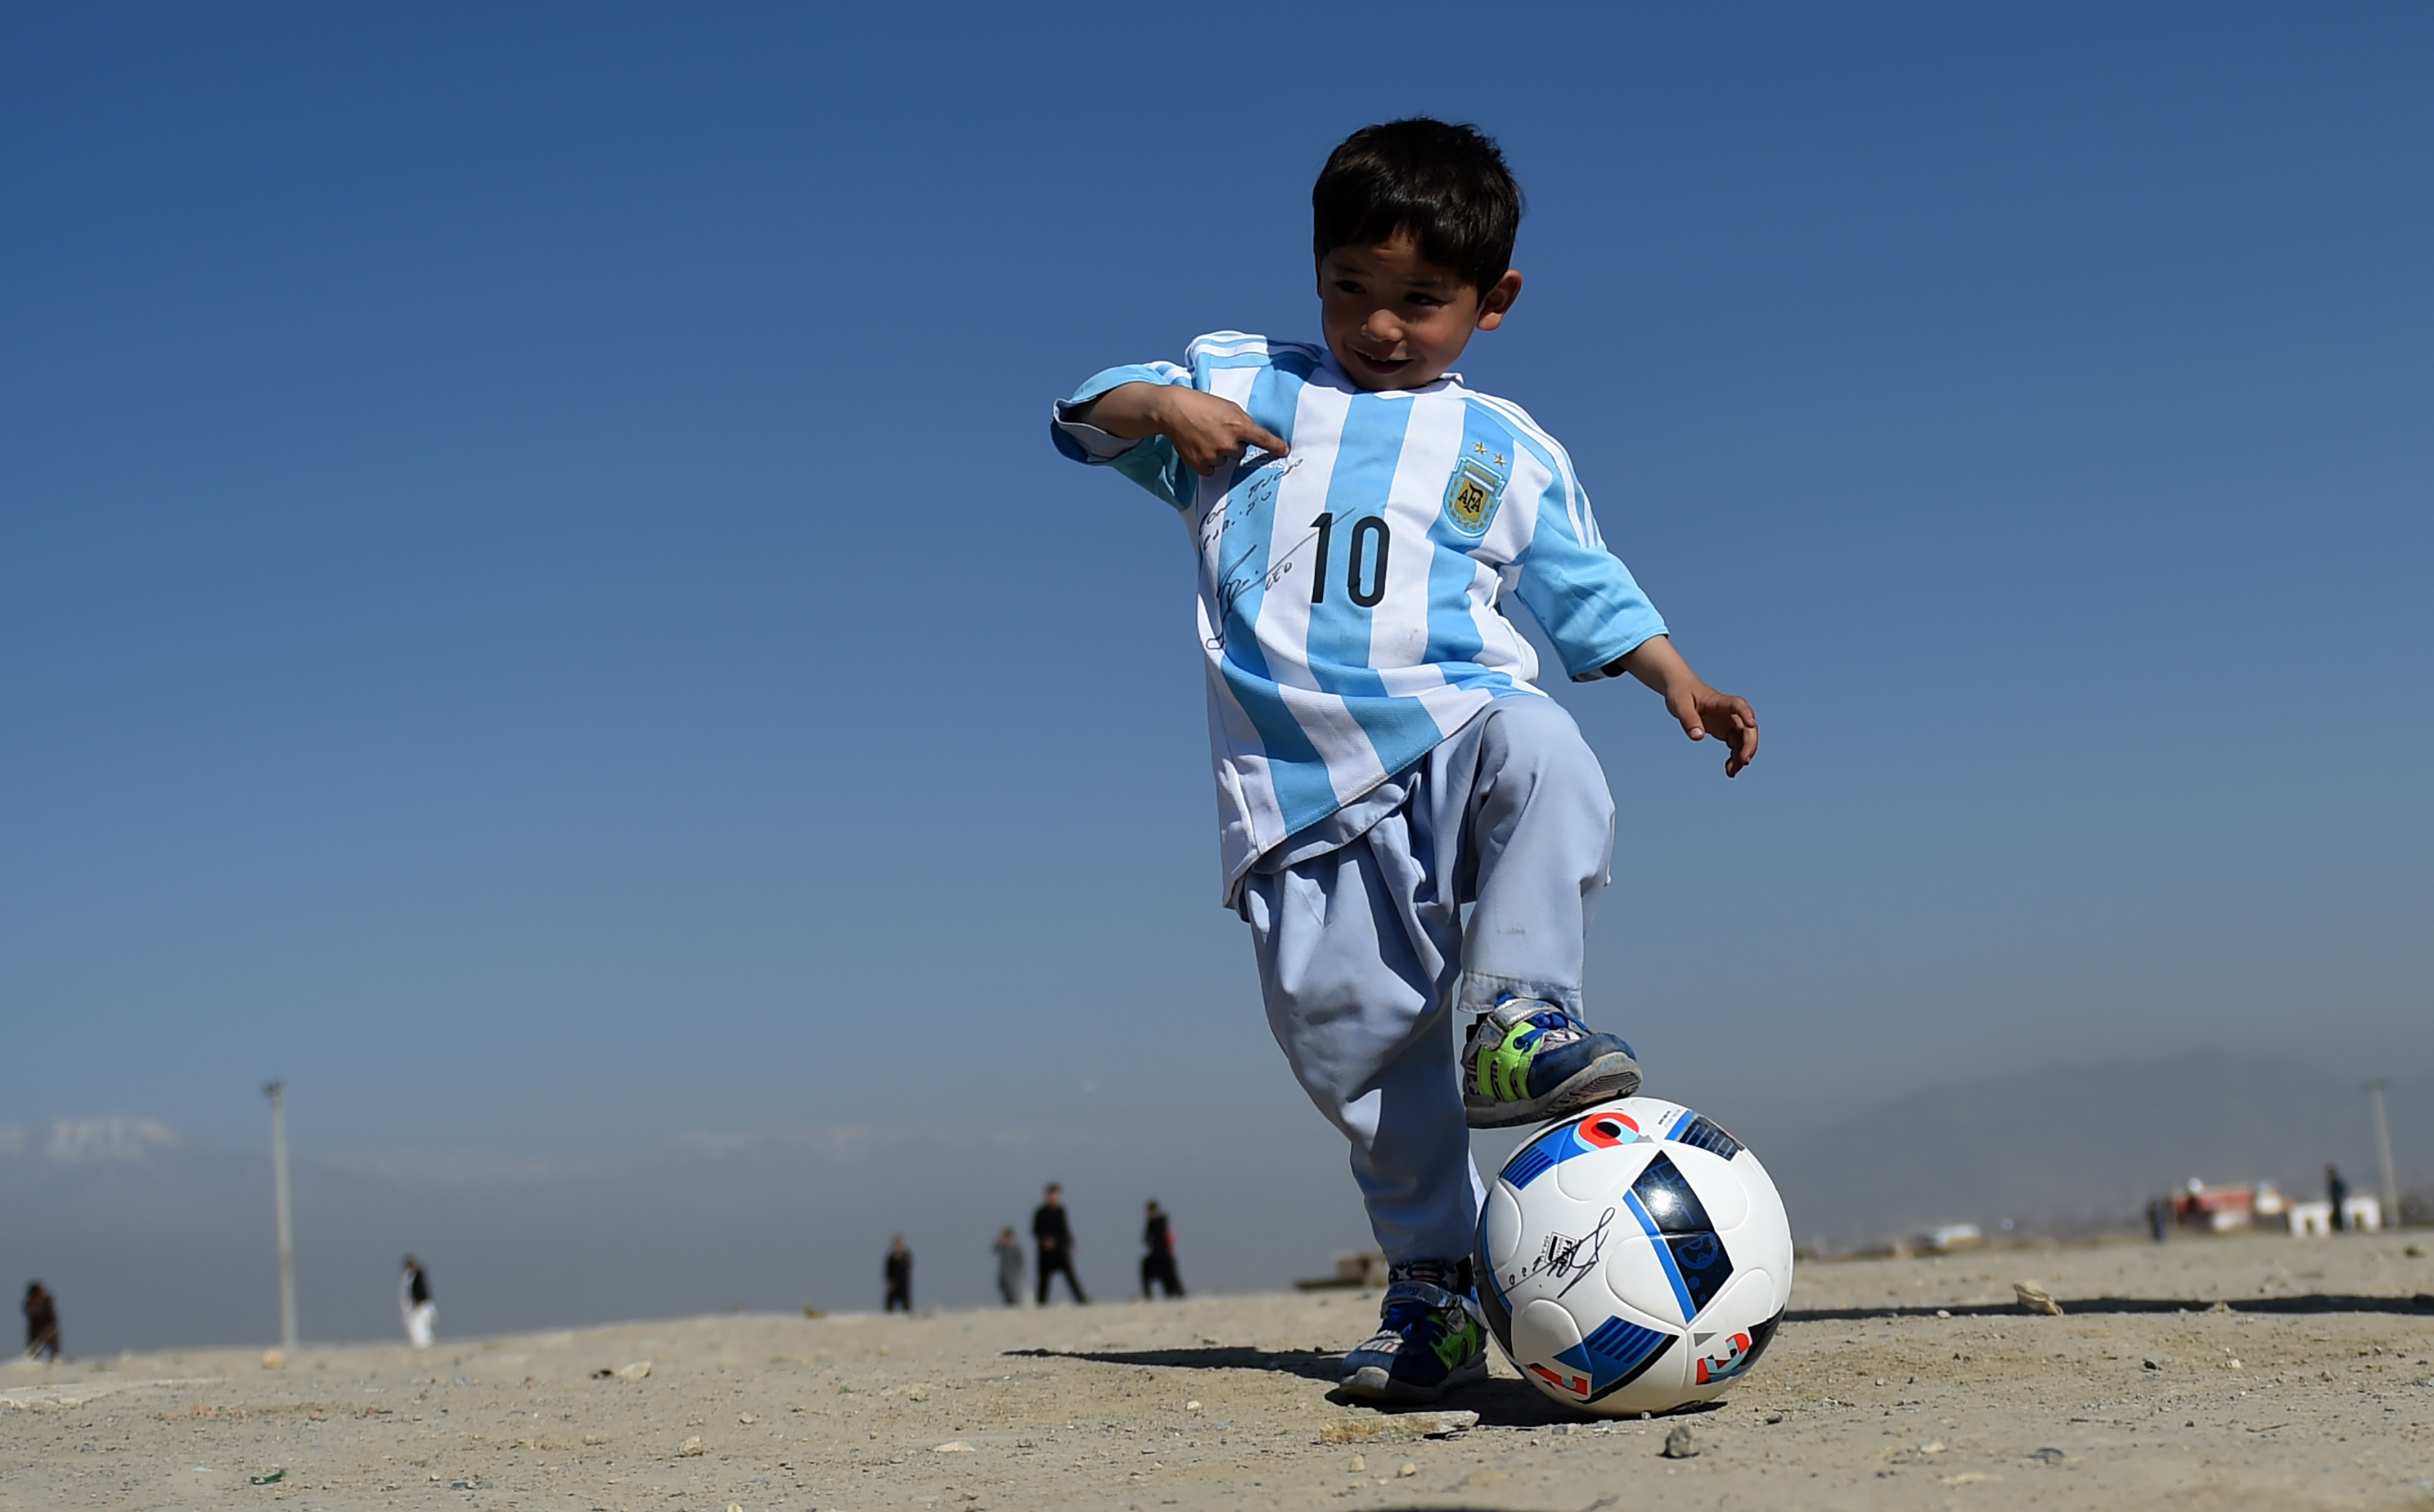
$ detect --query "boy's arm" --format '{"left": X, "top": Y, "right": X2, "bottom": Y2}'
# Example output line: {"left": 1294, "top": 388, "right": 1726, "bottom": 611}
{"left": 1498, "top": 427, "right": 1758, "bottom": 777}
{"left": 1604, "top": 636, "right": 1760, "bottom": 777}
{"left": 1067, "top": 383, "right": 1288, "bottom": 478}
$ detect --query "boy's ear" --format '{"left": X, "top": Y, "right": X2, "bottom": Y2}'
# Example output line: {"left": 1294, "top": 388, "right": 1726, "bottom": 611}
{"left": 1474, "top": 268, "right": 1524, "bottom": 331}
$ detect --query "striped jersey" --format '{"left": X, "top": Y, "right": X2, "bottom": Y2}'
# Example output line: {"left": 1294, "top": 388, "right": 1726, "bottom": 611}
{"left": 1052, "top": 332, "right": 1666, "bottom": 902}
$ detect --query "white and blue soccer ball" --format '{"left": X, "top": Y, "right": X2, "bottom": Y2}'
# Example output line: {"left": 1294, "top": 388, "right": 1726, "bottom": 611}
{"left": 1474, "top": 1096, "right": 1794, "bottom": 1416}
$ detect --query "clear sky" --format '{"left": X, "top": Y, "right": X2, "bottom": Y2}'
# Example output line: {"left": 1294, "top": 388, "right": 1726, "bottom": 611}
{"left": 6, "top": 4, "right": 2428, "bottom": 1186}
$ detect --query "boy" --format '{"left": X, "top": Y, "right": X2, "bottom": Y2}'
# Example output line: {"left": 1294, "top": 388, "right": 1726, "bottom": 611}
{"left": 1049, "top": 119, "right": 1757, "bottom": 1402}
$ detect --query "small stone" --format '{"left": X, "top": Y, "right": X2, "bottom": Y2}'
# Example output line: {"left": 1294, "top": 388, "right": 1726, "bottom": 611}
{"left": 678, "top": 1436, "right": 704, "bottom": 1458}
{"left": 738, "top": 1412, "right": 756, "bottom": 1424}
{"left": 1764, "top": 1411, "right": 1786, "bottom": 1425}
{"left": 1186, "top": 1400, "right": 1202, "bottom": 1412}
{"left": 1662, "top": 1425, "right": 1698, "bottom": 1459}
{"left": 728, "top": 1505, "right": 743, "bottom": 1512}
{"left": 868, "top": 1430, "right": 879, "bottom": 1439}
{"left": 1349, "top": 1455, "right": 1366, "bottom": 1471}
{"left": 1920, "top": 1440, "right": 1945, "bottom": 1454}
{"left": 2012, "top": 1282, "right": 2063, "bottom": 1316}
{"left": 613, "top": 1361, "right": 652, "bottom": 1381}
{"left": 260, "top": 1349, "right": 286, "bottom": 1370}
{"left": 1398, "top": 1462, "right": 1416, "bottom": 1477}
{"left": 934, "top": 1441, "right": 976, "bottom": 1453}
{"left": 2026, "top": 1447, "right": 2064, "bottom": 1463}
{"left": 1934, "top": 1309, "right": 1951, "bottom": 1319}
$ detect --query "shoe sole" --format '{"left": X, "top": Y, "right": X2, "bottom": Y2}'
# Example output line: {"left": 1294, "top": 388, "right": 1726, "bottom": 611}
{"left": 1339, "top": 1352, "right": 1490, "bottom": 1404}
{"left": 1463, "top": 1052, "right": 1642, "bottom": 1129}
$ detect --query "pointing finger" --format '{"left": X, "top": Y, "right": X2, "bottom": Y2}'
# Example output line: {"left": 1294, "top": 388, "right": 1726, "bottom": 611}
{"left": 1246, "top": 424, "right": 1289, "bottom": 456}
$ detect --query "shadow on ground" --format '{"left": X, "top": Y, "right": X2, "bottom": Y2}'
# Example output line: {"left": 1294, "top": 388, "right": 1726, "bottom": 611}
{"left": 1003, "top": 1346, "right": 1730, "bottom": 1428}
{"left": 1788, "top": 1292, "right": 2434, "bottom": 1323}
{"left": 1004, "top": 1344, "right": 1342, "bottom": 1385}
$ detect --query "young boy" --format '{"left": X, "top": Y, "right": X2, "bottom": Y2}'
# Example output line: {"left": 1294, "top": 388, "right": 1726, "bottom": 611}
{"left": 1049, "top": 119, "right": 1757, "bottom": 1403}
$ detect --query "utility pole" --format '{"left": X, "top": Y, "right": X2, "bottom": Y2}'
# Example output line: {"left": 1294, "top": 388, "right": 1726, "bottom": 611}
{"left": 2365, "top": 1081, "right": 2401, "bottom": 1229}
{"left": 266, "top": 1081, "right": 298, "bottom": 1353}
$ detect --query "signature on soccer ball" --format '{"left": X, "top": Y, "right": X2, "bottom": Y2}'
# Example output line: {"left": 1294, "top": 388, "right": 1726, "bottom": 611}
{"left": 1508, "top": 1206, "right": 1616, "bottom": 1299}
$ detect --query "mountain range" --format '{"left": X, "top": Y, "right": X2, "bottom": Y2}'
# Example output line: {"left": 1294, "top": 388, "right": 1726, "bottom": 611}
{"left": 1, "top": 1050, "right": 2422, "bottom": 1355}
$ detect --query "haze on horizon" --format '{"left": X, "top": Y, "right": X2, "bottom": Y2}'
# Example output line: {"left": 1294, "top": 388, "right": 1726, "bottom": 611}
{"left": 4, "top": 5, "right": 2428, "bottom": 1347}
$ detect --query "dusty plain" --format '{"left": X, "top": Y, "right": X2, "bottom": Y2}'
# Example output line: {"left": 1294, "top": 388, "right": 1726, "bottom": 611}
{"left": 5, "top": 1229, "right": 2431, "bottom": 1511}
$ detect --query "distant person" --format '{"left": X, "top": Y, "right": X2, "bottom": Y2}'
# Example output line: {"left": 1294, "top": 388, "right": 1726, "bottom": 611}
{"left": 399, "top": 1256, "right": 435, "bottom": 1349}
{"left": 2327, "top": 1165, "right": 2349, "bottom": 1232}
{"left": 1049, "top": 120, "right": 1756, "bottom": 1401}
{"left": 1033, "top": 1183, "right": 1086, "bottom": 1305}
{"left": 1140, "top": 1200, "right": 1185, "bottom": 1299}
{"left": 883, "top": 1234, "right": 913, "bottom": 1312}
{"left": 991, "top": 1226, "right": 1024, "bottom": 1307}
{"left": 22, "top": 1282, "right": 60, "bottom": 1362}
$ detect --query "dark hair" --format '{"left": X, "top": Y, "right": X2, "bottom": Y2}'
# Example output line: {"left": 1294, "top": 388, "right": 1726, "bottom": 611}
{"left": 1313, "top": 118, "right": 1523, "bottom": 294}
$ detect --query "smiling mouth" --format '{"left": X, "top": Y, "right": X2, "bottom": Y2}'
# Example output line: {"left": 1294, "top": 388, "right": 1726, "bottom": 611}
{"left": 1348, "top": 349, "right": 1411, "bottom": 374}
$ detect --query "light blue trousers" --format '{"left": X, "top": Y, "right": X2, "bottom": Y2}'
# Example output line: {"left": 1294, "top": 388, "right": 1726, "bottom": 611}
{"left": 1239, "top": 696, "right": 1617, "bottom": 1264}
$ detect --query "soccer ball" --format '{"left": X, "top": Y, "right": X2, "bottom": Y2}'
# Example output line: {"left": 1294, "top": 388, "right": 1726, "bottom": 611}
{"left": 1474, "top": 1096, "right": 1793, "bottom": 1416}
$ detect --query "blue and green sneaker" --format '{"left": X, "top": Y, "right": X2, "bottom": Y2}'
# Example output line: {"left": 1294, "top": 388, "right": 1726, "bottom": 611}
{"left": 1461, "top": 997, "right": 1642, "bottom": 1128}
{"left": 1339, "top": 1263, "right": 1489, "bottom": 1404}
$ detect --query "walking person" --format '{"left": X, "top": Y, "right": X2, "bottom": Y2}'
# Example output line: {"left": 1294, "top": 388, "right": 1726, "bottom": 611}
{"left": 399, "top": 1256, "right": 436, "bottom": 1349}
{"left": 883, "top": 1235, "right": 913, "bottom": 1312}
{"left": 2327, "top": 1165, "right": 2350, "bottom": 1232}
{"left": 991, "top": 1226, "right": 1024, "bottom": 1307}
{"left": 1140, "top": 1201, "right": 1185, "bottom": 1299}
{"left": 21, "top": 1282, "right": 60, "bottom": 1362}
{"left": 1032, "top": 1183, "right": 1087, "bottom": 1305}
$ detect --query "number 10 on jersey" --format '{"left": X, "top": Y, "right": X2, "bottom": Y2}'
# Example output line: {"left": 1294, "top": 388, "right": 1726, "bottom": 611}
{"left": 1309, "top": 513, "right": 1390, "bottom": 609}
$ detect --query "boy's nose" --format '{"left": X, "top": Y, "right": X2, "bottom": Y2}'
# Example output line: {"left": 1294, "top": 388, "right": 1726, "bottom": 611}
{"left": 1362, "top": 309, "right": 1402, "bottom": 343}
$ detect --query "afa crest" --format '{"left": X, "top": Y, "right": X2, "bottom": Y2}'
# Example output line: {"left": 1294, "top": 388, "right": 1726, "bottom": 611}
{"left": 1442, "top": 440, "right": 1508, "bottom": 536}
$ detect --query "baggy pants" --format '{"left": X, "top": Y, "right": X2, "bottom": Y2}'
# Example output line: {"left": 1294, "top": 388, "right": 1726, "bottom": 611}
{"left": 1036, "top": 1251, "right": 1087, "bottom": 1305}
{"left": 1140, "top": 1251, "right": 1185, "bottom": 1299}
{"left": 1240, "top": 697, "right": 1615, "bottom": 1264}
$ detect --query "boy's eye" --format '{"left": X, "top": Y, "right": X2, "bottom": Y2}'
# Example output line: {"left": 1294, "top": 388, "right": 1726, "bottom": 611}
{"left": 1333, "top": 279, "right": 1364, "bottom": 294}
{"left": 1405, "top": 293, "right": 1445, "bottom": 309}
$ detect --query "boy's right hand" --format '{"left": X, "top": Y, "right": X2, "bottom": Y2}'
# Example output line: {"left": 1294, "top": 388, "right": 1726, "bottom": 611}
{"left": 1072, "top": 382, "right": 1288, "bottom": 476}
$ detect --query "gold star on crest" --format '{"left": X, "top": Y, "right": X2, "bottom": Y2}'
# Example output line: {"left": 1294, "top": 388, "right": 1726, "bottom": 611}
{"left": 1473, "top": 442, "right": 1488, "bottom": 455}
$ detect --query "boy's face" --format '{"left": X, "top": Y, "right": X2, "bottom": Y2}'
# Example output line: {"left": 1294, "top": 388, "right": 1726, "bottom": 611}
{"left": 1317, "top": 232, "right": 1522, "bottom": 392}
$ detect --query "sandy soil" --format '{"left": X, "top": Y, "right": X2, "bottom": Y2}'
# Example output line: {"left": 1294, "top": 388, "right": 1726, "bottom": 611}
{"left": 5, "top": 1229, "right": 2430, "bottom": 1511}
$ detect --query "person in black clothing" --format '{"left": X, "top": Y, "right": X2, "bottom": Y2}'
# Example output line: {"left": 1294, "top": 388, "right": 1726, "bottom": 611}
{"left": 1140, "top": 1200, "right": 1184, "bottom": 1299}
{"left": 1032, "top": 1183, "right": 1086, "bottom": 1304}
{"left": 2327, "top": 1164, "right": 2350, "bottom": 1232}
{"left": 883, "top": 1234, "right": 913, "bottom": 1312}
{"left": 23, "top": 1282, "right": 60, "bottom": 1362}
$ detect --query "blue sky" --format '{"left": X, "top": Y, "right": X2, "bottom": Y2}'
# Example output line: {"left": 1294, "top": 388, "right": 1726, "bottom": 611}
{"left": 5, "top": 2, "right": 2428, "bottom": 1188}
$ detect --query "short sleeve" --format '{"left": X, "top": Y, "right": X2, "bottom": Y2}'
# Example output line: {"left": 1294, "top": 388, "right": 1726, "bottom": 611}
{"left": 1508, "top": 433, "right": 1667, "bottom": 680}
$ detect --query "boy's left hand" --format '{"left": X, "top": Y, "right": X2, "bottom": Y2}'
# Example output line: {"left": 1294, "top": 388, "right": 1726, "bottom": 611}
{"left": 1664, "top": 682, "right": 1759, "bottom": 777}
{"left": 1609, "top": 635, "right": 1760, "bottom": 777}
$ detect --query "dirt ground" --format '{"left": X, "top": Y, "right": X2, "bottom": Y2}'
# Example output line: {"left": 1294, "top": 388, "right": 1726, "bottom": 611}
{"left": 5, "top": 1228, "right": 2430, "bottom": 1511}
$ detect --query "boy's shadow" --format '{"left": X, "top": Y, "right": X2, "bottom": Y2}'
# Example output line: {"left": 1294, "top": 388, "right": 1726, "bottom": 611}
{"left": 1003, "top": 1345, "right": 1726, "bottom": 1428}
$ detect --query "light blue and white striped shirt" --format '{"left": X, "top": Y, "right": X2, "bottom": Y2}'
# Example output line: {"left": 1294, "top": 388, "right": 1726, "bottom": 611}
{"left": 1053, "top": 332, "right": 1666, "bottom": 902}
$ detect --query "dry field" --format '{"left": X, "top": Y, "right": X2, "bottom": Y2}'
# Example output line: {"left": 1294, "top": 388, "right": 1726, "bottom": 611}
{"left": 5, "top": 1228, "right": 2430, "bottom": 1510}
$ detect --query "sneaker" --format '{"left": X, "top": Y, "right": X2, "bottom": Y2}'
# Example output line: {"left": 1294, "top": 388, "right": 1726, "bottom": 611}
{"left": 1461, "top": 997, "right": 1642, "bottom": 1128}
{"left": 1339, "top": 1265, "right": 1489, "bottom": 1404}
